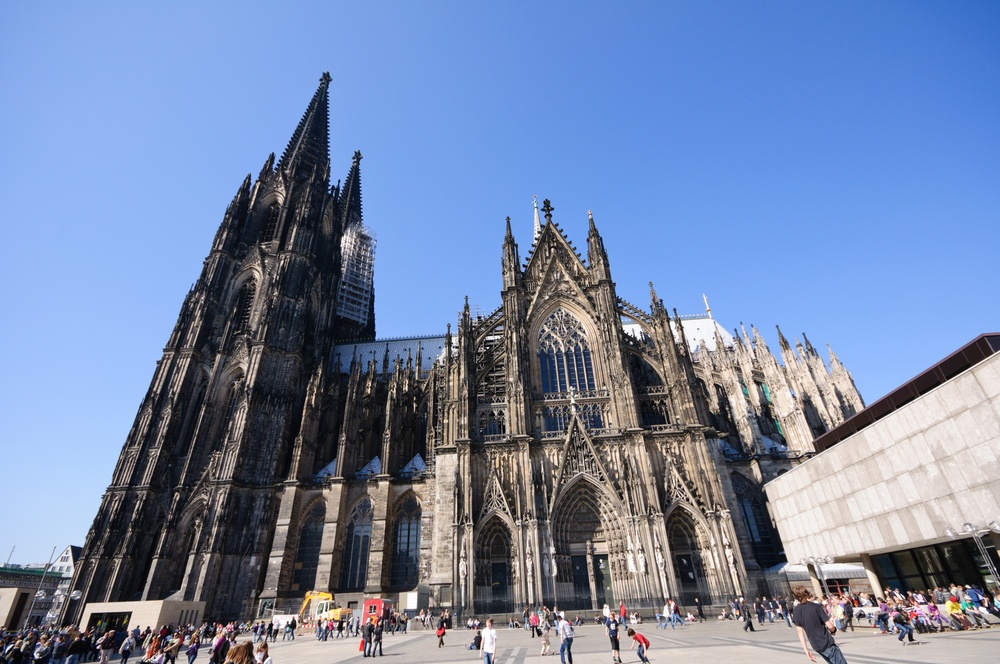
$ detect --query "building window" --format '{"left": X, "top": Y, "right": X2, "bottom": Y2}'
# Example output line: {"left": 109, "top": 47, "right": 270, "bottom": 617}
{"left": 389, "top": 496, "right": 421, "bottom": 589}
{"left": 291, "top": 503, "right": 324, "bottom": 592}
{"left": 259, "top": 203, "right": 280, "bottom": 243}
{"left": 340, "top": 499, "right": 374, "bottom": 591}
{"left": 233, "top": 281, "right": 256, "bottom": 334}
{"left": 538, "top": 309, "right": 596, "bottom": 395}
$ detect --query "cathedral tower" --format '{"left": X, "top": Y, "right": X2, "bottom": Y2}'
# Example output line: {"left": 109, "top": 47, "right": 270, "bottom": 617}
{"left": 70, "top": 73, "right": 374, "bottom": 620}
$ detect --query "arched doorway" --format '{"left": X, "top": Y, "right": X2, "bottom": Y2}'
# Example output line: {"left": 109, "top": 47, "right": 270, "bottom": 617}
{"left": 666, "top": 510, "right": 712, "bottom": 605}
{"left": 551, "top": 479, "right": 624, "bottom": 611}
{"left": 475, "top": 517, "right": 514, "bottom": 615}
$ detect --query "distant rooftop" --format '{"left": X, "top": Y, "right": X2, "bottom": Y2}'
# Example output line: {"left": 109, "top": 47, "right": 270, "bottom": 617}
{"left": 812, "top": 333, "right": 1000, "bottom": 452}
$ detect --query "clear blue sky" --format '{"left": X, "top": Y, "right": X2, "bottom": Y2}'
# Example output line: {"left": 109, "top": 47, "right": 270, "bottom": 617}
{"left": 1, "top": 2, "right": 997, "bottom": 566}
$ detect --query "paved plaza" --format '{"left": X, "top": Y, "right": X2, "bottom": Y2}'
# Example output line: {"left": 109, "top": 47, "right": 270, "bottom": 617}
{"left": 254, "top": 619, "right": 999, "bottom": 664}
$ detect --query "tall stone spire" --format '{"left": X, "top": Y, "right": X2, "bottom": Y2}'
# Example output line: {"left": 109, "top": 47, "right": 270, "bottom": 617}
{"left": 277, "top": 72, "right": 332, "bottom": 179}
{"left": 339, "top": 149, "right": 363, "bottom": 228}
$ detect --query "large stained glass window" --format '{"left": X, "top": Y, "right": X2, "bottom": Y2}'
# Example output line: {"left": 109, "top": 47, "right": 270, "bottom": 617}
{"left": 537, "top": 309, "right": 596, "bottom": 395}
{"left": 291, "top": 502, "right": 324, "bottom": 591}
{"left": 389, "top": 496, "right": 421, "bottom": 589}
{"left": 339, "top": 499, "right": 374, "bottom": 591}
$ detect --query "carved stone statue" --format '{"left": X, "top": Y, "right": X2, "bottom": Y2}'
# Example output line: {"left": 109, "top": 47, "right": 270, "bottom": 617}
{"left": 637, "top": 547, "right": 647, "bottom": 574}
{"left": 459, "top": 549, "right": 468, "bottom": 579}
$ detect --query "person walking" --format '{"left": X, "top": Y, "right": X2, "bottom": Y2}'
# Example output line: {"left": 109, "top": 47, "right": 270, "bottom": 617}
{"left": 97, "top": 632, "right": 116, "bottom": 664}
{"left": 791, "top": 585, "right": 847, "bottom": 664}
{"left": 740, "top": 598, "right": 755, "bottom": 632}
{"left": 436, "top": 615, "right": 446, "bottom": 648}
{"left": 363, "top": 620, "right": 374, "bottom": 658}
{"left": 780, "top": 596, "right": 793, "bottom": 628}
{"left": 117, "top": 635, "right": 135, "bottom": 664}
{"left": 557, "top": 612, "right": 574, "bottom": 664}
{"left": 626, "top": 628, "right": 651, "bottom": 664}
{"left": 66, "top": 635, "right": 88, "bottom": 664}
{"left": 372, "top": 620, "right": 384, "bottom": 657}
{"left": 605, "top": 612, "right": 622, "bottom": 664}
{"left": 695, "top": 597, "right": 706, "bottom": 623}
{"left": 480, "top": 618, "right": 497, "bottom": 664}
{"left": 539, "top": 625, "right": 552, "bottom": 656}
{"left": 185, "top": 636, "right": 199, "bottom": 664}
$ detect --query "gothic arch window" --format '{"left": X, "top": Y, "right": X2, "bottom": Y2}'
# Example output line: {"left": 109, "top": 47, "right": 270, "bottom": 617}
{"left": 259, "top": 203, "right": 281, "bottom": 243}
{"left": 219, "top": 376, "right": 244, "bottom": 444}
{"left": 628, "top": 353, "right": 663, "bottom": 388}
{"left": 233, "top": 281, "right": 256, "bottom": 335}
{"left": 389, "top": 496, "right": 421, "bottom": 589}
{"left": 543, "top": 403, "right": 604, "bottom": 431}
{"left": 478, "top": 408, "right": 507, "bottom": 437}
{"left": 537, "top": 309, "right": 596, "bottom": 395}
{"left": 291, "top": 502, "right": 324, "bottom": 591}
{"left": 639, "top": 399, "right": 669, "bottom": 426}
{"left": 731, "top": 474, "right": 782, "bottom": 567}
{"left": 339, "top": 499, "right": 374, "bottom": 591}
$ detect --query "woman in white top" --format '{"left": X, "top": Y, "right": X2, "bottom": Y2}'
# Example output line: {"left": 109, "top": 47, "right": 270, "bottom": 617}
{"left": 481, "top": 618, "right": 498, "bottom": 664}
{"left": 254, "top": 641, "right": 272, "bottom": 664}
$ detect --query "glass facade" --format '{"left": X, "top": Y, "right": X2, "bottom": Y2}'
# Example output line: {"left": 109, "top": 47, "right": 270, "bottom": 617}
{"left": 872, "top": 538, "right": 999, "bottom": 593}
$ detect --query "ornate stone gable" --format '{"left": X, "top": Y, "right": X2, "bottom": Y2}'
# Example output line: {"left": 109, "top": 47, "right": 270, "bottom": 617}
{"left": 525, "top": 258, "right": 593, "bottom": 324}
{"left": 549, "top": 415, "right": 617, "bottom": 512}
{"left": 664, "top": 462, "right": 701, "bottom": 510}
{"left": 522, "top": 218, "right": 589, "bottom": 290}
{"left": 479, "top": 471, "right": 512, "bottom": 520}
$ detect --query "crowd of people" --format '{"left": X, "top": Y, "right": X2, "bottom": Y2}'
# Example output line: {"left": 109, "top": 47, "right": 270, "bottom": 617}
{"left": 3, "top": 581, "right": 996, "bottom": 664}
{"left": 718, "top": 582, "right": 999, "bottom": 637}
{"left": 0, "top": 621, "right": 279, "bottom": 664}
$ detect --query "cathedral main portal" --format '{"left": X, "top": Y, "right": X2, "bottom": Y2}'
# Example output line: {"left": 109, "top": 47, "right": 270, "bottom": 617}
{"left": 552, "top": 478, "right": 623, "bottom": 611}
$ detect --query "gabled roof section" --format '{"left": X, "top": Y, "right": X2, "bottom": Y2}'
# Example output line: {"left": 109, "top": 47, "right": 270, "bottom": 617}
{"left": 521, "top": 200, "right": 594, "bottom": 320}
{"left": 277, "top": 72, "right": 331, "bottom": 178}
{"left": 522, "top": 200, "right": 588, "bottom": 284}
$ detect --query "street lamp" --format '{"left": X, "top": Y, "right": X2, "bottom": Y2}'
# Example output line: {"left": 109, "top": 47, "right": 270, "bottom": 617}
{"left": 799, "top": 556, "right": 835, "bottom": 596}
{"left": 943, "top": 521, "right": 1000, "bottom": 590}
{"left": 22, "top": 546, "right": 57, "bottom": 629}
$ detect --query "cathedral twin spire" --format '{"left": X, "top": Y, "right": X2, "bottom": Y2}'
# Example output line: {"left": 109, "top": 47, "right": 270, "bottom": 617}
{"left": 278, "top": 72, "right": 332, "bottom": 180}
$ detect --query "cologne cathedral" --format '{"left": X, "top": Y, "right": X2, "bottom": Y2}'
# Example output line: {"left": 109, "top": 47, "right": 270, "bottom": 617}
{"left": 70, "top": 74, "right": 864, "bottom": 622}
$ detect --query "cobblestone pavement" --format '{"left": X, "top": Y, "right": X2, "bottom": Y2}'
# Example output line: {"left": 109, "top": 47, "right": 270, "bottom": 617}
{"left": 251, "top": 619, "right": 1000, "bottom": 664}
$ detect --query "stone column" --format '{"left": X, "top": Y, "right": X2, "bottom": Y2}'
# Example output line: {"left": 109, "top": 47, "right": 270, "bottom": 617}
{"left": 807, "top": 564, "right": 823, "bottom": 599}
{"left": 859, "top": 553, "right": 883, "bottom": 597}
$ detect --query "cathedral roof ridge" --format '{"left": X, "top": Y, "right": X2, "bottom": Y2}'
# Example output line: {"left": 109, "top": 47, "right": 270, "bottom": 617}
{"left": 335, "top": 332, "right": 445, "bottom": 344}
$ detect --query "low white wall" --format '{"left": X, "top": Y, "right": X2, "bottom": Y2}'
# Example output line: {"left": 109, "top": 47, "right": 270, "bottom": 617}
{"left": 81, "top": 600, "right": 205, "bottom": 632}
{"left": 765, "top": 352, "right": 1000, "bottom": 563}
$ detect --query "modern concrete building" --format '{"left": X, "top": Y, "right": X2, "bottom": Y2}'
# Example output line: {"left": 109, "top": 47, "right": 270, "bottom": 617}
{"left": 765, "top": 334, "right": 1000, "bottom": 596}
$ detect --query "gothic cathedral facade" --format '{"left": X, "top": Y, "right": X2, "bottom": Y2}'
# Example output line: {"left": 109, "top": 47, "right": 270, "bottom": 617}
{"left": 70, "top": 74, "right": 864, "bottom": 622}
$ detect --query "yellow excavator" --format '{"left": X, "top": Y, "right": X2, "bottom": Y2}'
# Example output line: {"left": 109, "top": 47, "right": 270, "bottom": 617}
{"left": 298, "top": 591, "right": 333, "bottom": 621}
{"left": 298, "top": 591, "right": 351, "bottom": 622}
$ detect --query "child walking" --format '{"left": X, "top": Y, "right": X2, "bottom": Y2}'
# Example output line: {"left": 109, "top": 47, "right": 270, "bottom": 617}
{"left": 626, "top": 628, "right": 651, "bottom": 664}
{"left": 539, "top": 625, "right": 552, "bottom": 656}
{"left": 606, "top": 615, "right": 622, "bottom": 663}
